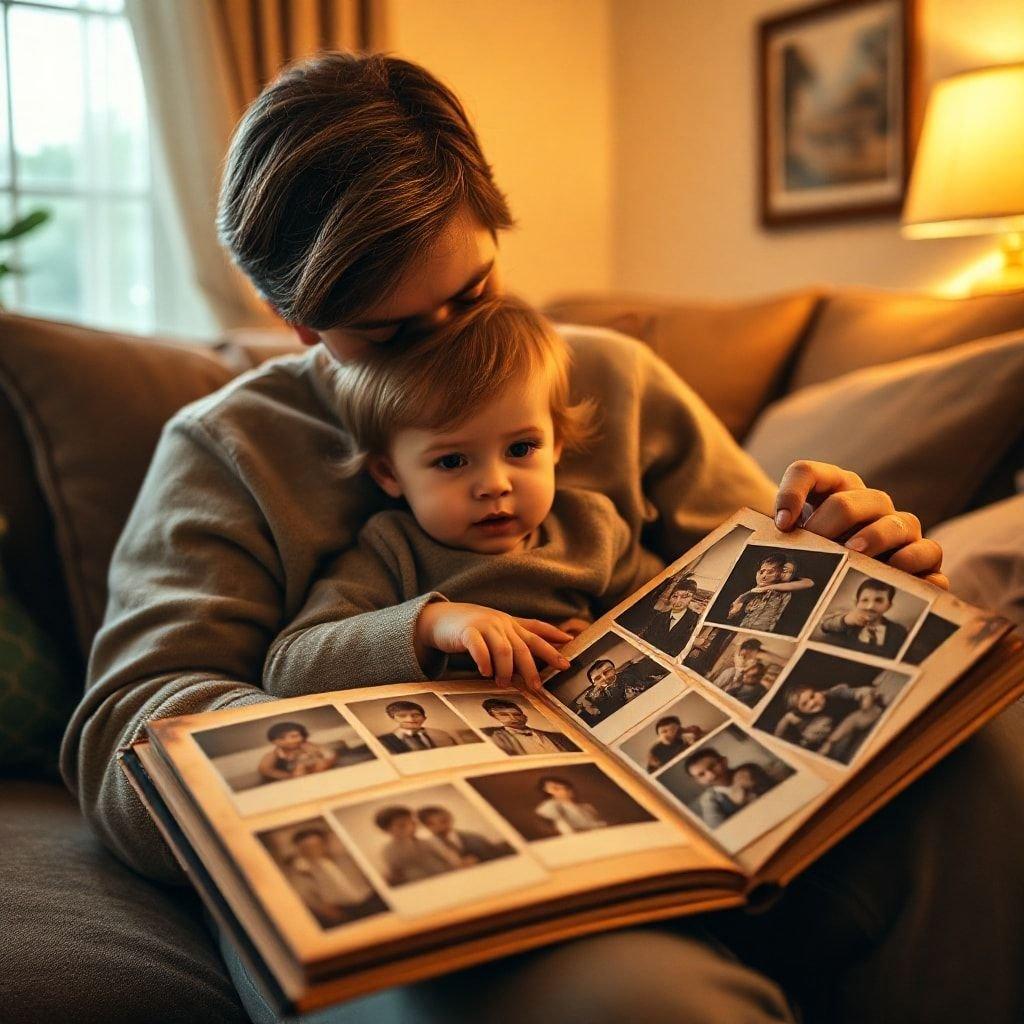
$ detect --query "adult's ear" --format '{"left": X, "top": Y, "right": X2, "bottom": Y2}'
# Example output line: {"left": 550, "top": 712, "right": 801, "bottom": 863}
{"left": 367, "top": 454, "right": 403, "bottom": 499}
{"left": 292, "top": 324, "right": 321, "bottom": 347}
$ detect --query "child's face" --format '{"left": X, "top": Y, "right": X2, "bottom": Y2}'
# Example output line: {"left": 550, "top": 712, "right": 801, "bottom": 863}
{"left": 657, "top": 721, "right": 681, "bottom": 743}
{"left": 390, "top": 709, "right": 427, "bottom": 730}
{"left": 489, "top": 705, "right": 529, "bottom": 729}
{"left": 543, "top": 781, "right": 575, "bottom": 801}
{"left": 795, "top": 689, "right": 826, "bottom": 715}
{"left": 688, "top": 754, "right": 729, "bottom": 787}
{"left": 755, "top": 561, "right": 783, "bottom": 586}
{"left": 421, "top": 811, "right": 453, "bottom": 836}
{"left": 275, "top": 729, "right": 306, "bottom": 750}
{"left": 388, "top": 815, "right": 417, "bottom": 839}
{"left": 781, "top": 562, "right": 796, "bottom": 581}
{"left": 371, "top": 376, "right": 560, "bottom": 554}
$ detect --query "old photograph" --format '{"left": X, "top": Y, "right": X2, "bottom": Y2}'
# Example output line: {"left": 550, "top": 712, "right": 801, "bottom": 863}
{"left": 810, "top": 568, "right": 928, "bottom": 661}
{"left": 543, "top": 631, "right": 675, "bottom": 739}
{"left": 616, "top": 525, "right": 754, "bottom": 658}
{"left": 615, "top": 690, "right": 729, "bottom": 774}
{"left": 901, "top": 612, "right": 959, "bottom": 666}
{"left": 191, "top": 704, "right": 394, "bottom": 815}
{"left": 256, "top": 816, "right": 388, "bottom": 929}
{"left": 443, "top": 691, "right": 581, "bottom": 757}
{"left": 754, "top": 649, "right": 916, "bottom": 765}
{"left": 703, "top": 544, "right": 844, "bottom": 638}
{"left": 684, "top": 627, "right": 798, "bottom": 710}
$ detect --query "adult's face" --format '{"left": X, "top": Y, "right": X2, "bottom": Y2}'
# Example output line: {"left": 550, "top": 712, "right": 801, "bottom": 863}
{"left": 756, "top": 562, "right": 783, "bottom": 587}
{"left": 589, "top": 662, "right": 618, "bottom": 690}
{"left": 421, "top": 811, "right": 453, "bottom": 836}
{"left": 855, "top": 586, "right": 893, "bottom": 622}
{"left": 310, "top": 207, "right": 503, "bottom": 362}
{"left": 688, "top": 755, "right": 730, "bottom": 787}
{"left": 391, "top": 709, "right": 426, "bottom": 730}
{"left": 668, "top": 588, "right": 693, "bottom": 612}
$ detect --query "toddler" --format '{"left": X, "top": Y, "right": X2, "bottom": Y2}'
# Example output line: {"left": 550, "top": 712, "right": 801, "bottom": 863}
{"left": 262, "top": 296, "right": 665, "bottom": 694}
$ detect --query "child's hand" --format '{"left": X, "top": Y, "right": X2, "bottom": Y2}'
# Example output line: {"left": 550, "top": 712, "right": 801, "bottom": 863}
{"left": 417, "top": 602, "right": 572, "bottom": 688}
{"left": 843, "top": 610, "right": 874, "bottom": 628}
{"left": 772, "top": 460, "right": 947, "bottom": 588}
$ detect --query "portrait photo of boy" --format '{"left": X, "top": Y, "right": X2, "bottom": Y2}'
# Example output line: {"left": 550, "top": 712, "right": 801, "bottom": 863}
{"left": 443, "top": 692, "right": 580, "bottom": 757}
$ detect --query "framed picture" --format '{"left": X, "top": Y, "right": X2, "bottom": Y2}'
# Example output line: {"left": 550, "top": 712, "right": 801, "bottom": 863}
{"left": 758, "top": 0, "right": 919, "bottom": 227}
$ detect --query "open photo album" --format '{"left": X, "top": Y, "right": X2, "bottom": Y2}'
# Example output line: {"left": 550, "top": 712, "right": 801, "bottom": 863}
{"left": 121, "top": 508, "right": 1024, "bottom": 1015}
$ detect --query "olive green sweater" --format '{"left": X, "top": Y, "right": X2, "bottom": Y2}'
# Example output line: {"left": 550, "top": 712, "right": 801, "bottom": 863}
{"left": 60, "top": 326, "right": 776, "bottom": 882}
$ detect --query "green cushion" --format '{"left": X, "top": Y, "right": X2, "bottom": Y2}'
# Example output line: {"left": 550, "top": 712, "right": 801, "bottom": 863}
{"left": 0, "top": 527, "right": 75, "bottom": 776}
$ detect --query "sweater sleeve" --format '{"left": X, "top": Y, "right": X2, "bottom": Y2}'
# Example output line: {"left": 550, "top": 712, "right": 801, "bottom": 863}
{"left": 262, "top": 530, "right": 444, "bottom": 695}
{"left": 59, "top": 416, "right": 285, "bottom": 884}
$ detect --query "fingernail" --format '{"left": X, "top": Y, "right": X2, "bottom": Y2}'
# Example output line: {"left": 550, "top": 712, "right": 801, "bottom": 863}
{"left": 775, "top": 509, "right": 792, "bottom": 530}
{"left": 846, "top": 537, "right": 867, "bottom": 552}
{"left": 560, "top": 658, "right": 570, "bottom": 669}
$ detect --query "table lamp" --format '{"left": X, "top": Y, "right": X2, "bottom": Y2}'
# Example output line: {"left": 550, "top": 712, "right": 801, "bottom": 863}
{"left": 902, "top": 62, "right": 1024, "bottom": 294}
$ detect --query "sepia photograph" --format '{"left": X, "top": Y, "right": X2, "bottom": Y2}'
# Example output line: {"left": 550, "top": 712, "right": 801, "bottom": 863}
{"left": 810, "top": 567, "right": 929, "bottom": 660}
{"left": 656, "top": 724, "right": 823, "bottom": 853}
{"left": 543, "top": 631, "right": 676, "bottom": 741}
{"left": 703, "top": 545, "right": 845, "bottom": 639}
{"left": 616, "top": 526, "right": 755, "bottom": 658}
{"left": 256, "top": 816, "right": 388, "bottom": 930}
{"left": 443, "top": 691, "right": 581, "bottom": 758}
{"left": 191, "top": 704, "right": 393, "bottom": 815}
{"left": 684, "top": 627, "right": 799, "bottom": 711}
{"left": 329, "top": 782, "right": 543, "bottom": 917}
{"left": 615, "top": 690, "right": 729, "bottom": 774}
{"left": 754, "top": 649, "right": 916, "bottom": 765}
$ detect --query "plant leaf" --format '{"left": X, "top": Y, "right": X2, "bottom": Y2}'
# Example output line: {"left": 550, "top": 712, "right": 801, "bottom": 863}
{"left": 0, "top": 209, "right": 50, "bottom": 243}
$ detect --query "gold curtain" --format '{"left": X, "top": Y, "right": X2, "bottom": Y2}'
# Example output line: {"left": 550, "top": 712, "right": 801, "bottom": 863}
{"left": 212, "top": 0, "right": 376, "bottom": 109}
{"left": 126, "top": 0, "right": 382, "bottom": 330}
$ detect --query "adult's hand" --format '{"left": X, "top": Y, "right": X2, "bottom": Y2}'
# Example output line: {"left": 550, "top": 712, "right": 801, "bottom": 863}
{"left": 773, "top": 460, "right": 948, "bottom": 589}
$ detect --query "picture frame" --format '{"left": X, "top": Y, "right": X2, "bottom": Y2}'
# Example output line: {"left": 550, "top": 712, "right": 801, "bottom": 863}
{"left": 758, "top": 0, "right": 920, "bottom": 227}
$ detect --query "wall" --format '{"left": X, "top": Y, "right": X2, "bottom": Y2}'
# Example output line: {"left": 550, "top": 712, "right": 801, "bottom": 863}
{"left": 610, "top": 0, "right": 1024, "bottom": 301}
{"left": 387, "top": 0, "right": 614, "bottom": 305}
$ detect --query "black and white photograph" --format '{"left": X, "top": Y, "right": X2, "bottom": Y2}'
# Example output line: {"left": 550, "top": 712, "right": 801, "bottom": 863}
{"left": 329, "top": 782, "right": 543, "bottom": 916}
{"left": 810, "top": 568, "right": 929, "bottom": 661}
{"left": 703, "top": 544, "right": 845, "bottom": 639}
{"left": 543, "top": 631, "right": 679, "bottom": 743}
{"left": 684, "top": 627, "right": 799, "bottom": 710}
{"left": 656, "top": 724, "right": 822, "bottom": 853}
{"left": 754, "top": 649, "right": 916, "bottom": 766}
{"left": 466, "top": 762, "right": 680, "bottom": 869}
{"left": 615, "top": 690, "right": 729, "bottom": 774}
{"left": 900, "top": 612, "right": 960, "bottom": 666}
{"left": 616, "top": 525, "right": 754, "bottom": 657}
{"left": 443, "top": 691, "right": 581, "bottom": 757}
{"left": 256, "top": 816, "right": 388, "bottom": 929}
{"left": 759, "top": 0, "right": 917, "bottom": 225}
{"left": 191, "top": 704, "right": 394, "bottom": 815}
{"left": 345, "top": 692, "right": 498, "bottom": 774}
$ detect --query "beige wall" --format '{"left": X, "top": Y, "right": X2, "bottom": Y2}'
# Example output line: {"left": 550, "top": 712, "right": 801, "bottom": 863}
{"left": 388, "top": 0, "right": 614, "bottom": 305}
{"left": 611, "top": 0, "right": 1024, "bottom": 301}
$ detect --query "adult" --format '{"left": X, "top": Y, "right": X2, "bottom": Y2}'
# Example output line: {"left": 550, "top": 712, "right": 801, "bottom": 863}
{"left": 376, "top": 700, "right": 457, "bottom": 754}
{"left": 61, "top": 51, "right": 1020, "bottom": 1024}
{"left": 416, "top": 806, "right": 513, "bottom": 864}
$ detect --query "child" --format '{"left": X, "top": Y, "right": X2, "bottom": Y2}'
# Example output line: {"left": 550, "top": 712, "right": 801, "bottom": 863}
{"left": 774, "top": 682, "right": 885, "bottom": 759}
{"left": 534, "top": 776, "right": 607, "bottom": 835}
{"left": 727, "top": 554, "right": 814, "bottom": 632}
{"left": 262, "top": 295, "right": 667, "bottom": 694}
{"left": 256, "top": 721, "right": 337, "bottom": 782}
{"left": 374, "top": 805, "right": 459, "bottom": 885}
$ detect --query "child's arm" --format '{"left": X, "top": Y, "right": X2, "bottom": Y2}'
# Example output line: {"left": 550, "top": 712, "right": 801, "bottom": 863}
{"left": 258, "top": 748, "right": 295, "bottom": 781}
{"left": 756, "top": 577, "right": 815, "bottom": 593}
{"left": 774, "top": 711, "right": 801, "bottom": 737}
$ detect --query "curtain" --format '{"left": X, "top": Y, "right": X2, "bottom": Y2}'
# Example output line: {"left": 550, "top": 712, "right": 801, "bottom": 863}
{"left": 125, "top": 0, "right": 378, "bottom": 332}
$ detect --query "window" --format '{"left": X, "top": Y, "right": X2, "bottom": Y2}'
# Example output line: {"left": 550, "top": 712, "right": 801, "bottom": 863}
{"left": 0, "top": 0, "right": 179, "bottom": 335}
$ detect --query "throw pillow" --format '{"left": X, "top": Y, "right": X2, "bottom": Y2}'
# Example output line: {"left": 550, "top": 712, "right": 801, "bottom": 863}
{"left": 743, "top": 329, "right": 1024, "bottom": 532}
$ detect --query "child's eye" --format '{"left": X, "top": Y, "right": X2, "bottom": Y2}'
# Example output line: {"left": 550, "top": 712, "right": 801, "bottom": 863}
{"left": 434, "top": 453, "right": 467, "bottom": 471}
{"left": 507, "top": 439, "right": 540, "bottom": 459}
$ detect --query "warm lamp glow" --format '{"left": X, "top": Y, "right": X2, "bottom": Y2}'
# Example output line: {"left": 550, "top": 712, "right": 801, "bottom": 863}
{"left": 902, "top": 63, "right": 1024, "bottom": 239}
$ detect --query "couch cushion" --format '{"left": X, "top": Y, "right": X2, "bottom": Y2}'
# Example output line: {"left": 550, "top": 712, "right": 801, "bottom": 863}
{"left": 744, "top": 329, "right": 1024, "bottom": 531}
{"left": 0, "top": 314, "right": 238, "bottom": 660}
{"left": 545, "top": 290, "right": 821, "bottom": 439}
{"left": 2, "top": 780, "right": 247, "bottom": 1024}
{"left": 789, "top": 286, "right": 1024, "bottom": 391}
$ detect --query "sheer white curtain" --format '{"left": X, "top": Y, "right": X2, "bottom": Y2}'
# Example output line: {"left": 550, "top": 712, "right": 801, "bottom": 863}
{"left": 125, "top": 0, "right": 374, "bottom": 333}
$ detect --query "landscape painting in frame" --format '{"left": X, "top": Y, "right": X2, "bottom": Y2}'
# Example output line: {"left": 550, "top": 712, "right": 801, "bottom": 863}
{"left": 759, "top": 0, "right": 918, "bottom": 226}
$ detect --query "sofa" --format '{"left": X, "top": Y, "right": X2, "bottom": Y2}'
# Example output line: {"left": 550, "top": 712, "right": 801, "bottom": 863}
{"left": 2, "top": 285, "right": 1023, "bottom": 1022}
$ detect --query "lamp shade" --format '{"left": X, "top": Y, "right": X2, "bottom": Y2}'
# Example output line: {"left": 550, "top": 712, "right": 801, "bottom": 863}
{"left": 902, "top": 62, "right": 1024, "bottom": 239}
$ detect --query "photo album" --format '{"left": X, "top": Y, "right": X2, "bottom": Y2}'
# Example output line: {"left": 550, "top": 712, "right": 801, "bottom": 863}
{"left": 120, "top": 508, "right": 1024, "bottom": 1015}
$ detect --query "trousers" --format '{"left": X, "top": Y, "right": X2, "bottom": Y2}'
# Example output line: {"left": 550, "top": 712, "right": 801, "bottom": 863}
{"left": 216, "top": 702, "right": 1024, "bottom": 1024}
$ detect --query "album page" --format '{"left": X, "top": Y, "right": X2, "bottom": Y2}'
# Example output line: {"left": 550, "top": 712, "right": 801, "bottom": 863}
{"left": 145, "top": 679, "right": 742, "bottom": 982}
{"left": 539, "top": 508, "right": 1013, "bottom": 878}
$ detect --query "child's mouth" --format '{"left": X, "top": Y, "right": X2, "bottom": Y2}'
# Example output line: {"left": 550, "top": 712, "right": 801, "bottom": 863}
{"left": 473, "top": 512, "right": 518, "bottom": 535}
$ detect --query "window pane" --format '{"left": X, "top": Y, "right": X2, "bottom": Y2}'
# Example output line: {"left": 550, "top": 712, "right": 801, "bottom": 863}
{"left": 99, "top": 197, "right": 153, "bottom": 332}
{"left": 86, "top": 13, "right": 147, "bottom": 191}
{"left": 20, "top": 1, "right": 80, "bottom": 8}
{"left": 17, "top": 195, "right": 85, "bottom": 321}
{"left": 86, "top": 0, "right": 125, "bottom": 12}
{"left": 10, "top": 7, "right": 85, "bottom": 189}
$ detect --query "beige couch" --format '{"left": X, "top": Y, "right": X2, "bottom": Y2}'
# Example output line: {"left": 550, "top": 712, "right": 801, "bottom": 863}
{"left": 2, "top": 285, "right": 1023, "bottom": 1021}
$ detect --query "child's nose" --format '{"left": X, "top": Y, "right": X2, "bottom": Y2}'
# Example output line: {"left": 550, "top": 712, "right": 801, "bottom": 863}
{"left": 473, "top": 464, "right": 512, "bottom": 498}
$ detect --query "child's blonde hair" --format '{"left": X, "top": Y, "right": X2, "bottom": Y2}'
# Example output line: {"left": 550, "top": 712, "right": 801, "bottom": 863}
{"left": 326, "top": 295, "right": 598, "bottom": 476}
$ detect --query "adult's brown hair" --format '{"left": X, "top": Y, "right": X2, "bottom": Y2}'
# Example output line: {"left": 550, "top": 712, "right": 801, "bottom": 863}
{"left": 217, "top": 51, "right": 514, "bottom": 330}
